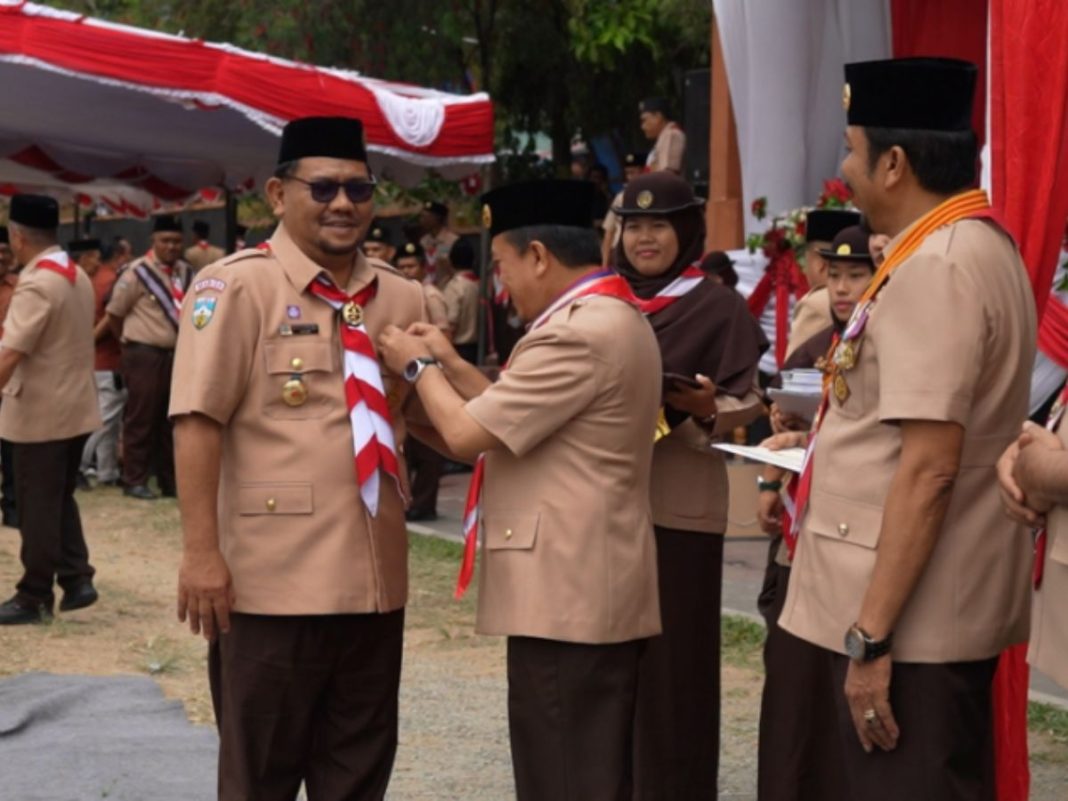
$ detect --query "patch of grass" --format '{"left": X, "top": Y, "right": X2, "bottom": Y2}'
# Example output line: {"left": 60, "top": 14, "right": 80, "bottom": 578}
{"left": 722, "top": 614, "right": 765, "bottom": 669}
{"left": 132, "top": 634, "right": 190, "bottom": 676}
{"left": 1029, "top": 700, "right": 1068, "bottom": 744}
{"left": 407, "top": 533, "right": 478, "bottom": 637}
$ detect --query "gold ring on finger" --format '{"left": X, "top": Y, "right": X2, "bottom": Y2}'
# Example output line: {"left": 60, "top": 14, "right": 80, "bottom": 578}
{"left": 863, "top": 708, "right": 877, "bottom": 724}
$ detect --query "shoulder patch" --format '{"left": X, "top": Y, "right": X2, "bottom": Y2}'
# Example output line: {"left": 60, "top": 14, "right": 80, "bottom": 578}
{"left": 193, "top": 277, "right": 227, "bottom": 294}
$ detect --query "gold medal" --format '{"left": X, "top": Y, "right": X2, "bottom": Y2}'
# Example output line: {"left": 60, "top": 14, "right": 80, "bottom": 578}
{"left": 837, "top": 341, "right": 857, "bottom": 371}
{"left": 282, "top": 377, "right": 309, "bottom": 407}
{"left": 342, "top": 301, "right": 364, "bottom": 327}
{"left": 833, "top": 373, "right": 850, "bottom": 405}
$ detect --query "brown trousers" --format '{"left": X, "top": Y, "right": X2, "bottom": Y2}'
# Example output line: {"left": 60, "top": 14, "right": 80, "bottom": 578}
{"left": 13, "top": 435, "right": 93, "bottom": 606}
{"left": 756, "top": 542, "right": 846, "bottom": 801}
{"left": 508, "top": 635, "right": 644, "bottom": 801}
{"left": 209, "top": 610, "right": 404, "bottom": 801}
{"left": 121, "top": 342, "right": 175, "bottom": 491}
{"left": 632, "top": 526, "right": 723, "bottom": 801}
{"left": 405, "top": 435, "right": 443, "bottom": 514}
{"left": 830, "top": 653, "right": 998, "bottom": 801}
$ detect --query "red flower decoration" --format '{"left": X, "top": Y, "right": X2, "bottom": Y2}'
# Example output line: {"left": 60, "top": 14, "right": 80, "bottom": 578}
{"left": 751, "top": 196, "right": 768, "bottom": 220}
{"left": 818, "top": 178, "right": 852, "bottom": 208}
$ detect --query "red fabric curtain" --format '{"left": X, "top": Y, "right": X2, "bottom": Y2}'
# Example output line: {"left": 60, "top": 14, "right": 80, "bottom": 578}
{"left": 991, "top": 0, "right": 1068, "bottom": 339}
{"left": 890, "top": 0, "right": 988, "bottom": 148}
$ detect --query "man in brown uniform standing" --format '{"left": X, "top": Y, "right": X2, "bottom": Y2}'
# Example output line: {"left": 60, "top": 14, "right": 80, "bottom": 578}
{"left": 171, "top": 116, "right": 425, "bottom": 801}
{"left": 106, "top": 215, "right": 192, "bottom": 500}
{"left": 640, "top": 97, "right": 686, "bottom": 175}
{"left": 778, "top": 58, "right": 1036, "bottom": 800}
{"left": 379, "top": 180, "right": 662, "bottom": 801}
{"left": 0, "top": 195, "right": 101, "bottom": 624}
{"left": 438, "top": 238, "right": 480, "bottom": 363}
{"left": 184, "top": 220, "right": 225, "bottom": 272}
{"left": 0, "top": 225, "right": 18, "bottom": 527}
{"left": 417, "top": 200, "right": 458, "bottom": 273}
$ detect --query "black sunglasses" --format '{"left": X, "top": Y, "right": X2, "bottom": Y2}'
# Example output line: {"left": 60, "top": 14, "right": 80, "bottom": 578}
{"left": 288, "top": 176, "right": 377, "bottom": 204}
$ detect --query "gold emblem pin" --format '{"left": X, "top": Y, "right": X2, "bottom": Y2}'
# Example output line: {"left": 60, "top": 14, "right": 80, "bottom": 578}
{"left": 282, "top": 378, "right": 308, "bottom": 407}
{"left": 842, "top": 82, "right": 852, "bottom": 111}
{"left": 836, "top": 244, "right": 852, "bottom": 255}
{"left": 481, "top": 203, "right": 492, "bottom": 229}
{"left": 836, "top": 341, "right": 857, "bottom": 371}
{"left": 833, "top": 373, "right": 850, "bottom": 404}
{"left": 342, "top": 301, "right": 364, "bottom": 327}
{"left": 637, "top": 190, "right": 654, "bottom": 209}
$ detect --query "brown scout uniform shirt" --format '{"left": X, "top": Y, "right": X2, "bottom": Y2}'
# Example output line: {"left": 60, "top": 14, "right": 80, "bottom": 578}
{"left": 441, "top": 271, "right": 479, "bottom": 345}
{"left": 647, "top": 123, "right": 686, "bottom": 174}
{"left": 106, "top": 253, "right": 192, "bottom": 349}
{"left": 465, "top": 292, "right": 663, "bottom": 644}
{"left": 786, "top": 287, "right": 832, "bottom": 360}
{"left": 0, "top": 272, "right": 18, "bottom": 337}
{"left": 780, "top": 219, "right": 1037, "bottom": 662}
{"left": 0, "top": 247, "right": 101, "bottom": 443}
{"left": 1029, "top": 418, "right": 1068, "bottom": 689}
{"left": 184, "top": 241, "right": 226, "bottom": 272}
{"left": 169, "top": 223, "right": 426, "bottom": 615}
{"left": 423, "top": 282, "right": 450, "bottom": 334}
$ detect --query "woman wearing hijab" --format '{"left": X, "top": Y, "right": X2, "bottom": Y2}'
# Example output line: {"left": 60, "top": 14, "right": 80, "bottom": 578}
{"left": 614, "top": 172, "right": 768, "bottom": 799}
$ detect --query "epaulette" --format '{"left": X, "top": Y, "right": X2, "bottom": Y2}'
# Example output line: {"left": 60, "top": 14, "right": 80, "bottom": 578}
{"left": 220, "top": 246, "right": 272, "bottom": 266}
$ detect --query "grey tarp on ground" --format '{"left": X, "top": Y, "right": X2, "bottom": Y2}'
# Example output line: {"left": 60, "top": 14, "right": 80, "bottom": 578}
{"left": 0, "top": 672, "right": 216, "bottom": 801}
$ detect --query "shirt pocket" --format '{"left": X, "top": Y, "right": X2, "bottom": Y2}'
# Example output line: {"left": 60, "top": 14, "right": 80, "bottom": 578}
{"left": 262, "top": 340, "right": 337, "bottom": 420}
{"left": 236, "top": 482, "right": 313, "bottom": 516}
{"left": 2, "top": 375, "right": 21, "bottom": 398}
{"left": 806, "top": 492, "right": 884, "bottom": 550}
{"left": 482, "top": 510, "right": 540, "bottom": 551}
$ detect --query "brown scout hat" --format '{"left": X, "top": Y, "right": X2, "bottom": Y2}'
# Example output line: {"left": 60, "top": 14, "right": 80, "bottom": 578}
{"left": 612, "top": 172, "right": 704, "bottom": 217}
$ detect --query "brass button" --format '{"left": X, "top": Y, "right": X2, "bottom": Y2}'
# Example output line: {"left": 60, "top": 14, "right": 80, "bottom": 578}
{"left": 266, "top": 498, "right": 277, "bottom": 512}
{"left": 838, "top": 523, "right": 849, "bottom": 537}
{"left": 505, "top": 528, "right": 513, "bottom": 540}
{"left": 290, "top": 357, "right": 304, "bottom": 370}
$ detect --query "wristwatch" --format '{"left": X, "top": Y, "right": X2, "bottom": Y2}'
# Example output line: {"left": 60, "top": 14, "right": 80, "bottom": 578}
{"left": 403, "top": 356, "right": 440, "bottom": 384}
{"left": 844, "top": 623, "right": 893, "bottom": 662}
{"left": 757, "top": 477, "right": 782, "bottom": 493}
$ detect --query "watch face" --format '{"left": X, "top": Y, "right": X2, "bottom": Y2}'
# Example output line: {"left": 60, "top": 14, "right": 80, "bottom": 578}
{"left": 403, "top": 359, "right": 420, "bottom": 382}
{"left": 844, "top": 628, "right": 866, "bottom": 661}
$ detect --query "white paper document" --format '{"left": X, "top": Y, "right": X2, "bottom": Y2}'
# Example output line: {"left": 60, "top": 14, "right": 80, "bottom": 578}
{"left": 712, "top": 443, "right": 805, "bottom": 473}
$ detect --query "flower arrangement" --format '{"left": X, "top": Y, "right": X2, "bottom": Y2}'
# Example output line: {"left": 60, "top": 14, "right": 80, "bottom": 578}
{"left": 746, "top": 178, "right": 854, "bottom": 259}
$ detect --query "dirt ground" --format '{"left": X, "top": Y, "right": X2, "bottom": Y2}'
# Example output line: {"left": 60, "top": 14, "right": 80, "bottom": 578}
{"left": 0, "top": 487, "right": 1065, "bottom": 800}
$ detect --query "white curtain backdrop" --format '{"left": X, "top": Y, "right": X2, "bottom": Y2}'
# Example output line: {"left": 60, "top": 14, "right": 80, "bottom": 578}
{"left": 713, "top": 0, "right": 892, "bottom": 233}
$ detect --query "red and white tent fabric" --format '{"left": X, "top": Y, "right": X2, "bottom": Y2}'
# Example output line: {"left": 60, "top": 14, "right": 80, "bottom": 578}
{"left": 0, "top": 1, "right": 495, "bottom": 213}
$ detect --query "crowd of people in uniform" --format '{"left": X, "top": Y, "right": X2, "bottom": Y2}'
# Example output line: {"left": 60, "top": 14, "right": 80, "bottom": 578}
{"left": 0, "top": 54, "right": 1060, "bottom": 801}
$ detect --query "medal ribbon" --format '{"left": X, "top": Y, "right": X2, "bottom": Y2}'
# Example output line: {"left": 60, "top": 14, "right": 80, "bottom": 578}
{"left": 787, "top": 189, "right": 995, "bottom": 556}
{"left": 36, "top": 252, "right": 77, "bottom": 284}
{"left": 455, "top": 270, "right": 640, "bottom": 598}
{"left": 307, "top": 274, "right": 400, "bottom": 518}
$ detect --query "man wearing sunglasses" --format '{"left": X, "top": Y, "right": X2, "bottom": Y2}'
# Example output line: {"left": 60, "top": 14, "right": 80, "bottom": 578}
{"left": 169, "top": 116, "right": 426, "bottom": 801}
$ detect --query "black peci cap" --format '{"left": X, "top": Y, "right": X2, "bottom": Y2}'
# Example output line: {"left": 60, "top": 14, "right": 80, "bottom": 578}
{"left": 817, "top": 225, "right": 875, "bottom": 265}
{"left": 422, "top": 200, "right": 449, "bottom": 221}
{"left": 481, "top": 180, "right": 595, "bottom": 237}
{"left": 804, "top": 209, "right": 861, "bottom": 244}
{"left": 639, "top": 97, "right": 671, "bottom": 116}
{"left": 152, "top": 214, "right": 183, "bottom": 234}
{"left": 68, "top": 238, "right": 102, "bottom": 254}
{"left": 278, "top": 116, "right": 368, "bottom": 165}
{"left": 844, "top": 58, "right": 978, "bottom": 132}
{"left": 365, "top": 222, "right": 392, "bottom": 245}
{"left": 10, "top": 194, "right": 59, "bottom": 230}
{"left": 612, "top": 172, "right": 703, "bottom": 217}
{"left": 397, "top": 241, "right": 424, "bottom": 260}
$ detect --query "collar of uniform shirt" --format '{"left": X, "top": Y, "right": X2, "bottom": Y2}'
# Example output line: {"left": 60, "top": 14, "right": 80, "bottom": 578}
{"left": 269, "top": 221, "right": 376, "bottom": 296}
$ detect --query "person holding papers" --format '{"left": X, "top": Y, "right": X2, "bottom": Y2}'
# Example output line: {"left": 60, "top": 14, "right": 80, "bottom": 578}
{"left": 612, "top": 171, "right": 767, "bottom": 799}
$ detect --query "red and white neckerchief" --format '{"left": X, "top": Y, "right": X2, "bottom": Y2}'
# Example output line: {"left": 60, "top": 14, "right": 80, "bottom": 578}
{"left": 454, "top": 270, "right": 639, "bottom": 598}
{"left": 1034, "top": 386, "right": 1068, "bottom": 589}
{"left": 307, "top": 273, "right": 400, "bottom": 517}
{"left": 36, "top": 251, "right": 77, "bottom": 284}
{"left": 159, "top": 263, "right": 186, "bottom": 311}
{"left": 632, "top": 262, "right": 703, "bottom": 316}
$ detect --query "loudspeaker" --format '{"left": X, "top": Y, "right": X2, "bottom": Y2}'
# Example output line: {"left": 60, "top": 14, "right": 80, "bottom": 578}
{"left": 683, "top": 68, "right": 710, "bottom": 186}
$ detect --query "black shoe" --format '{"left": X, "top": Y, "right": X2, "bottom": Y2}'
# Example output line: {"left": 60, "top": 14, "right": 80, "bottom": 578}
{"left": 59, "top": 582, "right": 98, "bottom": 612}
{"left": 123, "top": 485, "right": 158, "bottom": 501}
{"left": 0, "top": 596, "right": 51, "bottom": 625}
{"left": 76, "top": 473, "right": 92, "bottom": 491}
{"left": 405, "top": 508, "right": 438, "bottom": 522}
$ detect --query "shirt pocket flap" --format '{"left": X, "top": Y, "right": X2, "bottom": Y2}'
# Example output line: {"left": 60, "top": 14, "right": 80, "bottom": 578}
{"left": 483, "top": 511, "right": 540, "bottom": 551}
{"left": 264, "top": 341, "right": 335, "bottom": 375}
{"left": 237, "top": 483, "right": 313, "bottom": 516}
{"left": 806, "top": 493, "right": 884, "bottom": 550}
